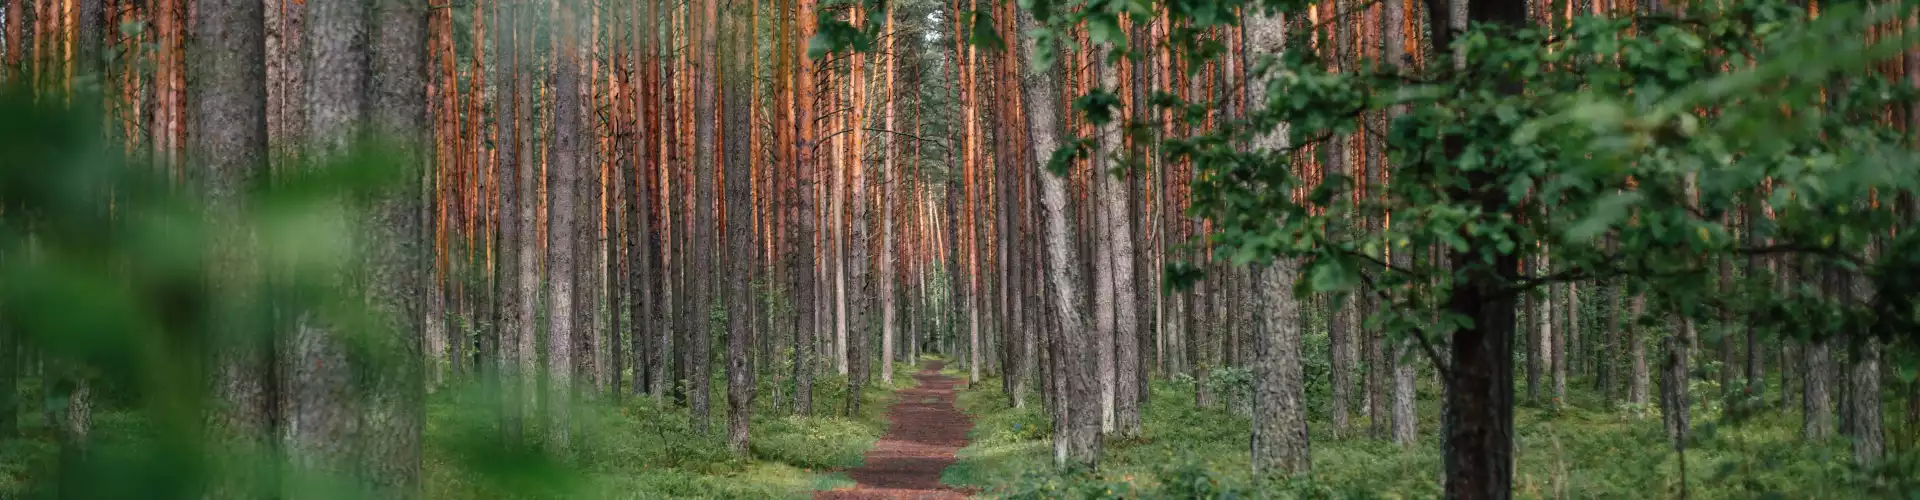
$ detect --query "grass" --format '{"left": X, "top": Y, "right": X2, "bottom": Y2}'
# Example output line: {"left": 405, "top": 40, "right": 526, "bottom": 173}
{"left": 944, "top": 372, "right": 1918, "bottom": 499}
{"left": 423, "top": 360, "right": 929, "bottom": 499}
{"left": 0, "top": 360, "right": 927, "bottom": 499}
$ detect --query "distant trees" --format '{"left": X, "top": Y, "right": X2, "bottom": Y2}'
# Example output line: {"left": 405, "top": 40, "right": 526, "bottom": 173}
{"left": 7, "top": 0, "right": 1920, "bottom": 496}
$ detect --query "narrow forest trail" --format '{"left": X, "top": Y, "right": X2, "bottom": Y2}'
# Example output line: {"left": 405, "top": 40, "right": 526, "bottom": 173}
{"left": 814, "top": 360, "right": 976, "bottom": 500}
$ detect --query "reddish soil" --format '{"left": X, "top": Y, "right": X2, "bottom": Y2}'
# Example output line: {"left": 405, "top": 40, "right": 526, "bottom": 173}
{"left": 814, "top": 361, "right": 977, "bottom": 500}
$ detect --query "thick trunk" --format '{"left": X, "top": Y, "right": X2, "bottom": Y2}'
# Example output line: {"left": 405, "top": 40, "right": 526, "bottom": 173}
{"left": 1441, "top": 252, "right": 1520, "bottom": 499}
{"left": 293, "top": 0, "right": 367, "bottom": 478}
{"left": 1433, "top": 0, "right": 1526, "bottom": 495}
{"left": 367, "top": 0, "right": 429, "bottom": 487}
{"left": 190, "top": 0, "right": 271, "bottom": 449}
{"left": 1846, "top": 272, "right": 1883, "bottom": 466}
{"left": 1244, "top": 7, "right": 1307, "bottom": 473}
{"left": 1021, "top": 9, "right": 1099, "bottom": 466}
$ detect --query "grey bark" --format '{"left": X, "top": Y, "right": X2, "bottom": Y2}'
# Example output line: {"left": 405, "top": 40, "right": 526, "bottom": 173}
{"left": 1535, "top": 254, "right": 1554, "bottom": 407}
{"left": 1020, "top": 8, "right": 1098, "bottom": 467}
{"left": 513, "top": 0, "right": 540, "bottom": 448}
{"left": 689, "top": 0, "right": 718, "bottom": 434}
{"left": 1382, "top": 0, "right": 1417, "bottom": 447}
{"left": 722, "top": 0, "right": 753, "bottom": 454}
{"left": 1659, "top": 317, "right": 1691, "bottom": 448}
{"left": 190, "top": 0, "right": 272, "bottom": 454}
{"left": 1846, "top": 266, "right": 1883, "bottom": 465}
{"left": 1245, "top": 9, "right": 1309, "bottom": 473}
{"left": 292, "top": 0, "right": 366, "bottom": 481}
{"left": 879, "top": 5, "right": 898, "bottom": 387}
{"left": 546, "top": 0, "right": 584, "bottom": 450}
{"left": 367, "top": 0, "right": 428, "bottom": 489}
{"left": 1804, "top": 331, "right": 1833, "bottom": 440}
{"left": 495, "top": 0, "right": 523, "bottom": 445}
{"left": 625, "top": 0, "right": 656, "bottom": 404}
{"left": 1629, "top": 293, "right": 1649, "bottom": 406}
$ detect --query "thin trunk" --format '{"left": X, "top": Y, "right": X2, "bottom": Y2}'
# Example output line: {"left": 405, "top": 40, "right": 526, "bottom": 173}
{"left": 879, "top": 2, "right": 897, "bottom": 387}
{"left": 790, "top": 0, "right": 816, "bottom": 414}
{"left": 496, "top": 0, "right": 523, "bottom": 445}
{"left": 1629, "top": 293, "right": 1648, "bottom": 406}
{"left": 512, "top": 0, "right": 539, "bottom": 448}
{"left": 546, "top": 0, "right": 584, "bottom": 451}
{"left": 689, "top": 0, "right": 718, "bottom": 434}
{"left": 722, "top": 0, "right": 753, "bottom": 452}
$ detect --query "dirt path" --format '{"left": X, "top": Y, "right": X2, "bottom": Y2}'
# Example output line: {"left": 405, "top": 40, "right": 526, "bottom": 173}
{"left": 814, "top": 360, "right": 975, "bottom": 500}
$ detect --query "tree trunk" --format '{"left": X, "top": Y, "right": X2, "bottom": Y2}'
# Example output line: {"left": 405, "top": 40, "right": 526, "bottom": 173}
{"left": 1802, "top": 266, "right": 1834, "bottom": 441}
{"left": 1846, "top": 271, "right": 1883, "bottom": 466}
{"left": 722, "top": 0, "right": 754, "bottom": 453}
{"left": 789, "top": 0, "right": 816, "bottom": 413}
{"left": 1536, "top": 254, "right": 1554, "bottom": 408}
{"left": 1244, "top": 9, "right": 1309, "bottom": 473}
{"left": 495, "top": 0, "right": 523, "bottom": 444}
{"left": 1629, "top": 293, "right": 1649, "bottom": 406}
{"left": 293, "top": 0, "right": 367, "bottom": 478}
{"left": 1021, "top": 8, "right": 1099, "bottom": 467}
{"left": 1431, "top": 0, "right": 1528, "bottom": 494}
{"left": 878, "top": 3, "right": 898, "bottom": 387}
{"left": 1381, "top": 0, "right": 1417, "bottom": 447}
{"left": 689, "top": 0, "right": 719, "bottom": 434}
{"left": 1659, "top": 317, "right": 1691, "bottom": 447}
{"left": 191, "top": 0, "right": 272, "bottom": 456}
{"left": 512, "top": 0, "right": 540, "bottom": 447}
{"left": 367, "top": 0, "right": 428, "bottom": 487}
{"left": 546, "top": 0, "right": 584, "bottom": 450}
{"left": 624, "top": 0, "right": 655, "bottom": 402}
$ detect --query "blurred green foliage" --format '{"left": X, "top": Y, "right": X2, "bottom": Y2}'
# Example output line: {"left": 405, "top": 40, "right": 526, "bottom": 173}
{"left": 0, "top": 81, "right": 922, "bottom": 499}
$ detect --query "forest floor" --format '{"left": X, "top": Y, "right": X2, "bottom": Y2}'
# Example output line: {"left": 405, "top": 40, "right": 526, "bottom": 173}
{"left": 815, "top": 360, "right": 978, "bottom": 499}
{"left": 941, "top": 373, "right": 1917, "bottom": 499}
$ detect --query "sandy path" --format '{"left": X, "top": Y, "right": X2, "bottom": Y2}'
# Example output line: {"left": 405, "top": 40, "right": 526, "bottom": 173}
{"left": 813, "top": 361, "right": 976, "bottom": 500}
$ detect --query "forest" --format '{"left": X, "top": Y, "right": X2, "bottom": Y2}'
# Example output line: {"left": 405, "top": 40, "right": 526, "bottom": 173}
{"left": 2, "top": 0, "right": 1919, "bottom": 496}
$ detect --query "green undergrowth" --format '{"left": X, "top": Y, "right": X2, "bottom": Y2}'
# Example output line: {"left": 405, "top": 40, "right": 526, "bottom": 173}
{"left": 946, "top": 374, "right": 1918, "bottom": 499}
{"left": 0, "top": 361, "right": 923, "bottom": 499}
{"left": 423, "top": 362, "right": 923, "bottom": 499}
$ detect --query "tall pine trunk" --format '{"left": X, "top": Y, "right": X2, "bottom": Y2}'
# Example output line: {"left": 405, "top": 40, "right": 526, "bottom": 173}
{"left": 1020, "top": 8, "right": 1099, "bottom": 467}
{"left": 367, "top": 0, "right": 428, "bottom": 487}
{"left": 1245, "top": 7, "right": 1310, "bottom": 474}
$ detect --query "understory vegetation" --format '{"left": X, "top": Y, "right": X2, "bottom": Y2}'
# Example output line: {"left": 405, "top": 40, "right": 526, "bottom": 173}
{"left": 1, "top": 361, "right": 918, "bottom": 499}
{"left": 947, "top": 371, "right": 1920, "bottom": 499}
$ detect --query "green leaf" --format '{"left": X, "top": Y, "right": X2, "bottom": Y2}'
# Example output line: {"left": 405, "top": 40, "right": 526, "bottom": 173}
{"left": 1308, "top": 257, "right": 1357, "bottom": 293}
{"left": 1566, "top": 191, "right": 1642, "bottom": 242}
